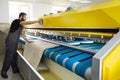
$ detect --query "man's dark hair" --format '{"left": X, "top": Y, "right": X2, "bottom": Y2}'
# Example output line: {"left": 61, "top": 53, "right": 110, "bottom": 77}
{"left": 19, "top": 12, "right": 27, "bottom": 18}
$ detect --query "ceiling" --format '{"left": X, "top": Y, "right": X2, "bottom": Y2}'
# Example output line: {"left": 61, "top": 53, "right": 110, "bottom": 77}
{"left": 9, "top": 0, "right": 111, "bottom": 8}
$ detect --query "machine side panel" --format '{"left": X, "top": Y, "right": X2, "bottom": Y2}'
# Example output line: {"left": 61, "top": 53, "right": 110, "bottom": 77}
{"left": 92, "top": 31, "right": 120, "bottom": 80}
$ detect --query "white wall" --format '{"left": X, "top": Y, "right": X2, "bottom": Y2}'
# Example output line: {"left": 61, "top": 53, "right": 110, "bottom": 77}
{"left": 32, "top": 3, "right": 66, "bottom": 18}
{"left": 0, "top": 0, "right": 9, "bottom": 23}
{"left": 9, "top": 1, "right": 66, "bottom": 21}
{"left": 9, "top": 1, "right": 33, "bottom": 23}
{"left": 33, "top": 3, "right": 52, "bottom": 18}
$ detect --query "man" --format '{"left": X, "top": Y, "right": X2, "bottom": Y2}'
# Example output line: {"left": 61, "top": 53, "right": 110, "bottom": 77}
{"left": 1, "top": 12, "right": 41, "bottom": 79}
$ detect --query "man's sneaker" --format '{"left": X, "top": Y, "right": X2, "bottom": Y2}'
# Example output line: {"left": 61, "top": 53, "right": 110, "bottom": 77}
{"left": 1, "top": 70, "right": 8, "bottom": 79}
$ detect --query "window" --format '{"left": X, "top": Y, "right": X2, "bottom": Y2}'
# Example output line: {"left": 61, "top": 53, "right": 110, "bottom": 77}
{"left": 9, "top": 1, "right": 32, "bottom": 23}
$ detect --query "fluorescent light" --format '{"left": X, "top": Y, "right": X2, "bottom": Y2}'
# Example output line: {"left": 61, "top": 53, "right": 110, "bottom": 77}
{"left": 80, "top": 0, "right": 91, "bottom": 3}
{"left": 70, "top": 0, "right": 91, "bottom": 3}
{"left": 70, "top": 0, "right": 80, "bottom": 2}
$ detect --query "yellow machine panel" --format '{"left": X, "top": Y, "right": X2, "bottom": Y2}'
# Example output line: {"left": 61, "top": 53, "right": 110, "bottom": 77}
{"left": 41, "top": 1, "right": 120, "bottom": 28}
{"left": 102, "top": 43, "right": 120, "bottom": 80}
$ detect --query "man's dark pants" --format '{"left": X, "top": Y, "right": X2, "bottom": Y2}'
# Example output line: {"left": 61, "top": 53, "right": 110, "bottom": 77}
{"left": 1, "top": 30, "right": 20, "bottom": 73}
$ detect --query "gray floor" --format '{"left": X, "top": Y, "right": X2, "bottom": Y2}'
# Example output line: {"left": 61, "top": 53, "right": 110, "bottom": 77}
{"left": 0, "top": 54, "right": 24, "bottom": 80}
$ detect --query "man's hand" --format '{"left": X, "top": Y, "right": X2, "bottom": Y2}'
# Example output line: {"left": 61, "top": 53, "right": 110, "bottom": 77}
{"left": 21, "top": 30, "right": 34, "bottom": 44}
{"left": 38, "top": 18, "right": 43, "bottom": 24}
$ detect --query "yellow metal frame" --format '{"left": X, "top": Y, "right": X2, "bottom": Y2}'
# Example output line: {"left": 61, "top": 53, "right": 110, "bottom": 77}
{"left": 102, "top": 43, "right": 120, "bottom": 80}
{"left": 32, "top": 30, "right": 115, "bottom": 38}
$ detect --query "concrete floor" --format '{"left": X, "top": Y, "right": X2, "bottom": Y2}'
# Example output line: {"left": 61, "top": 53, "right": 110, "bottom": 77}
{"left": 0, "top": 54, "right": 24, "bottom": 80}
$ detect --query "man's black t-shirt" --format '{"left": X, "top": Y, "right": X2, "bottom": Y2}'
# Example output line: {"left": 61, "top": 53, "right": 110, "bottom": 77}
{"left": 9, "top": 19, "right": 23, "bottom": 33}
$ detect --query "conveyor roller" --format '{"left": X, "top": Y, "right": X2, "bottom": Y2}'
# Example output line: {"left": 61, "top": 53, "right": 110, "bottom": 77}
{"left": 44, "top": 45, "right": 94, "bottom": 80}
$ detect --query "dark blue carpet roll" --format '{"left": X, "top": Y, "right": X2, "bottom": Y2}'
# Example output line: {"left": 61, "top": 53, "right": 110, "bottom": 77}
{"left": 19, "top": 38, "right": 25, "bottom": 44}
{"left": 78, "top": 43, "right": 104, "bottom": 50}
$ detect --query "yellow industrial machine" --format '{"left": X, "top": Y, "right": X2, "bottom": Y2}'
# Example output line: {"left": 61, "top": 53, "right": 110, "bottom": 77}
{"left": 18, "top": 0, "right": 120, "bottom": 80}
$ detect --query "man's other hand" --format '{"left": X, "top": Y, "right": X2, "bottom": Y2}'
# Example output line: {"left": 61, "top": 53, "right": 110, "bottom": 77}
{"left": 27, "top": 40, "right": 33, "bottom": 43}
